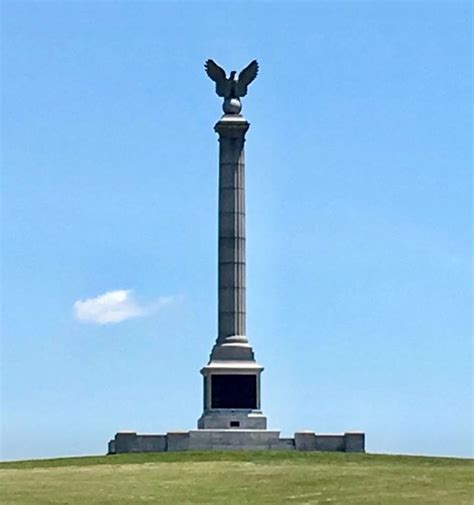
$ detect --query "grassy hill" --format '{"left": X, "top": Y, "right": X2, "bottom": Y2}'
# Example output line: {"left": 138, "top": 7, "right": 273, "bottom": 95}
{"left": 1, "top": 451, "right": 472, "bottom": 504}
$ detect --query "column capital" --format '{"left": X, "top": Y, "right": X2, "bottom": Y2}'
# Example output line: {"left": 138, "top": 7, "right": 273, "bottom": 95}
{"left": 214, "top": 114, "right": 250, "bottom": 138}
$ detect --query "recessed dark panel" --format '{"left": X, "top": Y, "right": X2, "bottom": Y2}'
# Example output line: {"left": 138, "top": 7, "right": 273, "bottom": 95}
{"left": 211, "top": 374, "right": 257, "bottom": 409}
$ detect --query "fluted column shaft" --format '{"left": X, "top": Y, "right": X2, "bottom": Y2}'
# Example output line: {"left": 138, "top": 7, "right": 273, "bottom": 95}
{"left": 215, "top": 117, "right": 249, "bottom": 344}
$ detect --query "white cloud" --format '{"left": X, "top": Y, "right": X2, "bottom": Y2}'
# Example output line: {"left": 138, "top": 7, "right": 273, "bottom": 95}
{"left": 73, "top": 289, "right": 174, "bottom": 325}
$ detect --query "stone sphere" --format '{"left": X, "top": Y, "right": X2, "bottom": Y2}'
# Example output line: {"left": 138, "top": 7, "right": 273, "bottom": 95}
{"left": 223, "top": 98, "right": 242, "bottom": 114}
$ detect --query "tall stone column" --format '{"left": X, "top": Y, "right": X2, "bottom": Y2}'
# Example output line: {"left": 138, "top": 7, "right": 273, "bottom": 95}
{"left": 198, "top": 113, "right": 266, "bottom": 430}
{"left": 199, "top": 59, "right": 266, "bottom": 430}
{"left": 210, "top": 115, "right": 254, "bottom": 361}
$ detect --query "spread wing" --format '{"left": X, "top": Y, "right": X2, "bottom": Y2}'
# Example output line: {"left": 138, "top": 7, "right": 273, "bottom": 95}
{"left": 205, "top": 59, "right": 230, "bottom": 97}
{"left": 236, "top": 60, "right": 259, "bottom": 97}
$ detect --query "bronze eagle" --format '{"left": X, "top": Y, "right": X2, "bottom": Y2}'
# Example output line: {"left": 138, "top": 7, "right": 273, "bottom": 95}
{"left": 205, "top": 59, "right": 259, "bottom": 114}
{"left": 205, "top": 59, "right": 259, "bottom": 99}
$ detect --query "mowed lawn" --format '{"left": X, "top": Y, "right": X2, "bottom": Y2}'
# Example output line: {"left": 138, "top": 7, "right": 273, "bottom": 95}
{"left": 0, "top": 452, "right": 472, "bottom": 505}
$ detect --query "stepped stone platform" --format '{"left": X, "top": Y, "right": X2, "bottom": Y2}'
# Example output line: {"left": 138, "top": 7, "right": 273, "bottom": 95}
{"left": 108, "top": 430, "right": 365, "bottom": 454}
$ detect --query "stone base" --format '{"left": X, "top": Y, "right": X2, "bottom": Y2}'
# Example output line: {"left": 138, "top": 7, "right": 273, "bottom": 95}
{"left": 197, "top": 409, "right": 267, "bottom": 429}
{"left": 199, "top": 360, "right": 265, "bottom": 428}
{"left": 189, "top": 429, "right": 281, "bottom": 450}
{"left": 210, "top": 341, "right": 255, "bottom": 361}
{"left": 108, "top": 430, "right": 365, "bottom": 454}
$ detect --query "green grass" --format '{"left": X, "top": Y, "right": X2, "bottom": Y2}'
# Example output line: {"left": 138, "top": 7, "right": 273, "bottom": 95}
{"left": 1, "top": 452, "right": 472, "bottom": 504}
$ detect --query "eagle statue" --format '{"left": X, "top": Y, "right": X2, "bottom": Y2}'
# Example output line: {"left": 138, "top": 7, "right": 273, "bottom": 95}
{"left": 205, "top": 59, "right": 259, "bottom": 114}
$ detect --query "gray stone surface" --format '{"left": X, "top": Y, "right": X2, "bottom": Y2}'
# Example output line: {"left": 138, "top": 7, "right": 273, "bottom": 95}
{"left": 293, "top": 432, "right": 366, "bottom": 452}
{"left": 198, "top": 409, "right": 267, "bottom": 430}
{"left": 114, "top": 431, "right": 139, "bottom": 453}
{"left": 214, "top": 115, "right": 250, "bottom": 358}
{"left": 108, "top": 430, "right": 364, "bottom": 454}
{"left": 316, "top": 434, "right": 345, "bottom": 452}
{"left": 188, "top": 429, "right": 279, "bottom": 451}
{"left": 344, "top": 432, "right": 366, "bottom": 453}
{"left": 167, "top": 431, "right": 190, "bottom": 452}
{"left": 294, "top": 431, "right": 317, "bottom": 451}
{"left": 112, "top": 432, "right": 167, "bottom": 454}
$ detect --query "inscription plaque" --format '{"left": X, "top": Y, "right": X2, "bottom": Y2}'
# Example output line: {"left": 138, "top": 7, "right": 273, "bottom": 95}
{"left": 211, "top": 375, "right": 257, "bottom": 409}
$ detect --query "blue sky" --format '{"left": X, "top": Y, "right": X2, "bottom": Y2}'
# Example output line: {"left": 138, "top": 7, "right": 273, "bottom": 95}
{"left": 1, "top": 1, "right": 472, "bottom": 460}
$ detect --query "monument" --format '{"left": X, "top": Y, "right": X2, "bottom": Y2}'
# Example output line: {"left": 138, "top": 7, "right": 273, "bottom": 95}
{"left": 197, "top": 59, "right": 266, "bottom": 431}
{"left": 107, "top": 60, "right": 365, "bottom": 453}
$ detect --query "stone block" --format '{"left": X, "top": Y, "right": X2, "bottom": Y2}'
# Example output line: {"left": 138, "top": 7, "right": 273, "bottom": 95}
{"left": 219, "top": 189, "right": 244, "bottom": 213}
{"left": 134, "top": 435, "right": 167, "bottom": 452}
{"left": 114, "top": 432, "right": 138, "bottom": 453}
{"left": 218, "top": 287, "right": 245, "bottom": 312}
{"left": 219, "top": 212, "right": 245, "bottom": 239}
{"left": 315, "top": 434, "right": 345, "bottom": 452}
{"left": 344, "top": 432, "right": 365, "bottom": 453}
{"left": 188, "top": 429, "right": 280, "bottom": 450}
{"left": 218, "top": 264, "right": 245, "bottom": 289}
{"left": 219, "top": 165, "right": 244, "bottom": 188}
{"left": 219, "top": 237, "right": 245, "bottom": 262}
{"left": 198, "top": 409, "right": 266, "bottom": 429}
{"left": 294, "top": 431, "right": 317, "bottom": 451}
{"left": 112, "top": 432, "right": 167, "bottom": 453}
{"left": 215, "top": 118, "right": 249, "bottom": 140}
{"left": 167, "top": 431, "right": 190, "bottom": 452}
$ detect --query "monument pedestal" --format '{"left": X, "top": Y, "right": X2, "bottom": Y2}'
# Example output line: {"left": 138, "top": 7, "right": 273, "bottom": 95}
{"left": 197, "top": 360, "right": 267, "bottom": 430}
